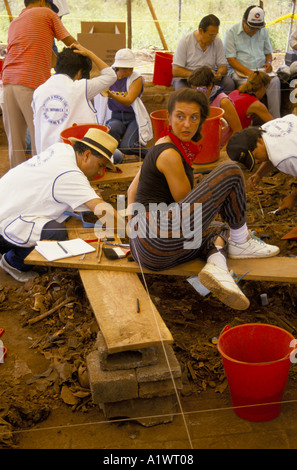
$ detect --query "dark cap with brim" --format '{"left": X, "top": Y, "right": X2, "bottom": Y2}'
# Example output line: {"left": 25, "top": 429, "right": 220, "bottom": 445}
{"left": 47, "top": 0, "right": 59, "bottom": 14}
{"left": 226, "top": 131, "right": 256, "bottom": 171}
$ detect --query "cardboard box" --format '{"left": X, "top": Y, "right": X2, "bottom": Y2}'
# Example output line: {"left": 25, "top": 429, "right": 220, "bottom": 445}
{"left": 78, "top": 22, "right": 126, "bottom": 66}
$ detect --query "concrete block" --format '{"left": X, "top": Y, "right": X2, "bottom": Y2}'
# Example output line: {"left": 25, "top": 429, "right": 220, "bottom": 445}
{"left": 87, "top": 350, "right": 138, "bottom": 403}
{"left": 96, "top": 331, "right": 158, "bottom": 371}
{"left": 136, "top": 344, "right": 182, "bottom": 383}
{"left": 100, "top": 394, "right": 179, "bottom": 427}
{"left": 139, "top": 377, "right": 183, "bottom": 399}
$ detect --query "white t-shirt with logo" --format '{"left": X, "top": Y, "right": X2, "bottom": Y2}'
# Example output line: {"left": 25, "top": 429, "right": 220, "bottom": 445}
{"left": 262, "top": 114, "right": 297, "bottom": 177}
{"left": 32, "top": 69, "right": 116, "bottom": 154}
{"left": 0, "top": 143, "right": 99, "bottom": 247}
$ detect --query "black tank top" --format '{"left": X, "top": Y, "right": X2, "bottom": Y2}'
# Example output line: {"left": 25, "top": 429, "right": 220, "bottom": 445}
{"left": 135, "top": 143, "right": 194, "bottom": 209}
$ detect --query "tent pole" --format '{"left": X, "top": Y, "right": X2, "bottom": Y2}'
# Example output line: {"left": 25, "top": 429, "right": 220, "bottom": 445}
{"left": 146, "top": 0, "right": 168, "bottom": 50}
{"left": 127, "top": 0, "right": 132, "bottom": 48}
{"left": 3, "top": 0, "right": 13, "bottom": 22}
{"left": 286, "top": 0, "right": 296, "bottom": 52}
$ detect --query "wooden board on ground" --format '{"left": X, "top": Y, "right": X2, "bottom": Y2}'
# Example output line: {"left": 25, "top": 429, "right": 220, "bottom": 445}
{"left": 90, "top": 150, "right": 230, "bottom": 185}
{"left": 25, "top": 248, "right": 297, "bottom": 283}
{"left": 79, "top": 269, "right": 173, "bottom": 353}
{"left": 25, "top": 215, "right": 173, "bottom": 353}
{"left": 25, "top": 211, "right": 297, "bottom": 283}
{"left": 91, "top": 161, "right": 142, "bottom": 185}
{"left": 192, "top": 150, "right": 230, "bottom": 172}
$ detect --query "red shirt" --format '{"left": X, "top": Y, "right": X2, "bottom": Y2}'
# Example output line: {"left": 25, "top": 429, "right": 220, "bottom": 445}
{"left": 2, "top": 7, "right": 70, "bottom": 90}
{"left": 228, "top": 90, "right": 259, "bottom": 129}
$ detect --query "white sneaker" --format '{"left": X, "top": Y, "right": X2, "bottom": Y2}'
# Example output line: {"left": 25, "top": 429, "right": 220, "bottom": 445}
{"left": 0, "top": 255, "right": 39, "bottom": 282}
{"left": 198, "top": 262, "right": 250, "bottom": 310}
{"left": 228, "top": 231, "right": 280, "bottom": 259}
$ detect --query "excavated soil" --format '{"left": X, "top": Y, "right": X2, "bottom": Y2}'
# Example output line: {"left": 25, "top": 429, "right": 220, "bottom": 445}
{"left": 1, "top": 168, "right": 297, "bottom": 451}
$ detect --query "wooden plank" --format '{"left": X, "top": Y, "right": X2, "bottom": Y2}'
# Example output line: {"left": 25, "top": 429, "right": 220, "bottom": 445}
{"left": 25, "top": 248, "right": 297, "bottom": 283}
{"left": 79, "top": 270, "right": 173, "bottom": 353}
{"left": 25, "top": 215, "right": 173, "bottom": 353}
{"left": 89, "top": 151, "right": 230, "bottom": 185}
{"left": 91, "top": 162, "right": 142, "bottom": 185}
{"left": 25, "top": 208, "right": 297, "bottom": 283}
{"left": 192, "top": 150, "right": 230, "bottom": 172}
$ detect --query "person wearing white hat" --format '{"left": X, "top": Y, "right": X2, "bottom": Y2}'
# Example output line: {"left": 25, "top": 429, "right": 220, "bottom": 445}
{"left": 223, "top": 5, "right": 281, "bottom": 119}
{"left": 94, "top": 48, "right": 153, "bottom": 159}
{"left": 0, "top": 128, "right": 118, "bottom": 282}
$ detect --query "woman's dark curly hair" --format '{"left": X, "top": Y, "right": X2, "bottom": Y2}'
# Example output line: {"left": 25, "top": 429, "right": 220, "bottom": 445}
{"left": 167, "top": 88, "right": 209, "bottom": 142}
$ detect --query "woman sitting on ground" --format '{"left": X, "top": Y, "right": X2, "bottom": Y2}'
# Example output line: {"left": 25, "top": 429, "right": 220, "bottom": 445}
{"left": 127, "top": 88, "right": 279, "bottom": 311}
{"left": 94, "top": 48, "right": 153, "bottom": 160}
{"left": 187, "top": 66, "right": 242, "bottom": 146}
{"left": 228, "top": 70, "right": 274, "bottom": 128}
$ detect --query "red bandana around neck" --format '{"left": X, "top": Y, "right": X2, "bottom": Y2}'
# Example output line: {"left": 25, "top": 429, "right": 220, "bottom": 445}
{"left": 160, "top": 126, "right": 199, "bottom": 166}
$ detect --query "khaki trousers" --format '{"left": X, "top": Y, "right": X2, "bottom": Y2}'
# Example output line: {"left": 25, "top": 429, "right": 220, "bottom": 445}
{"left": 2, "top": 84, "right": 36, "bottom": 168}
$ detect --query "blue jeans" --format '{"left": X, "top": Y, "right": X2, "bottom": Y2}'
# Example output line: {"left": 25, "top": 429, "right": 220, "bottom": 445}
{"left": 107, "top": 112, "right": 148, "bottom": 159}
{"left": 0, "top": 220, "right": 68, "bottom": 271}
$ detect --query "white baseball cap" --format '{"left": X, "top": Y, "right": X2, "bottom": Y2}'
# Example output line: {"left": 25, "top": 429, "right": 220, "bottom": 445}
{"left": 245, "top": 6, "right": 265, "bottom": 29}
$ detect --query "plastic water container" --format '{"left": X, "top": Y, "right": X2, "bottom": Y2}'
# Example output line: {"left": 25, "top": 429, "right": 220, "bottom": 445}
{"left": 152, "top": 52, "right": 173, "bottom": 87}
{"left": 193, "top": 107, "right": 225, "bottom": 164}
{"left": 60, "top": 123, "right": 109, "bottom": 145}
{"left": 217, "top": 323, "right": 296, "bottom": 422}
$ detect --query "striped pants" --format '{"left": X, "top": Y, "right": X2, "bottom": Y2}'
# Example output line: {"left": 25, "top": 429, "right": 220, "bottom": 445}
{"left": 129, "top": 162, "right": 246, "bottom": 271}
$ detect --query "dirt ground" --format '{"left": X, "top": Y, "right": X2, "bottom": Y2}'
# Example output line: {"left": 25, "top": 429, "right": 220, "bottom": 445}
{"left": 2, "top": 52, "right": 297, "bottom": 452}
{"left": 2, "top": 151, "right": 297, "bottom": 452}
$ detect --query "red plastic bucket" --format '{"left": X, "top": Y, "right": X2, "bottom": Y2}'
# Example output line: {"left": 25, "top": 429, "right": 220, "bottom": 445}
{"left": 193, "top": 107, "right": 224, "bottom": 164}
{"left": 153, "top": 52, "right": 173, "bottom": 87}
{"left": 150, "top": 109, "right": 168, "bottom": 141}
{"left": 217, "top": 323, "right": 296, "bottom": 422}
{"left": 60, "top": 123, "right": 109, "bottom": 145}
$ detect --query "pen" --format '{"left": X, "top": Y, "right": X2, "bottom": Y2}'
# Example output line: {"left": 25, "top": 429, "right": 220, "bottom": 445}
{"left": 57, "top": 242, "right": 68, "bottom": 254}
{"left": 136, "top": 298, "right": 140, "bottom": 313}
{"left": 104, "top": 241, "right": 130, "bottom": 248}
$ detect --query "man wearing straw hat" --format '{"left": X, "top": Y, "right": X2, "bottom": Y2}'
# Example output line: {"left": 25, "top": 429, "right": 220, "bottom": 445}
{"left": 0, "top": 129, "right": 118, "bottom": 282}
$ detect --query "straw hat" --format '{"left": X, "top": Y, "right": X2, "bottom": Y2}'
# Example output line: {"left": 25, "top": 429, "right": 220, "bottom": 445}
{"left": 69, "top": 128, "right": 118, "bottom": 170}
{"left": 112, "top": 48, "right": 137, "bottom": 68}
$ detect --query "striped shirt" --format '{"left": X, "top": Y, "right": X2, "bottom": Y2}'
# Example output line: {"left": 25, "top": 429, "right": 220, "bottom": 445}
{"left": 2, "top": 7, "right": 70, "bottom": 90}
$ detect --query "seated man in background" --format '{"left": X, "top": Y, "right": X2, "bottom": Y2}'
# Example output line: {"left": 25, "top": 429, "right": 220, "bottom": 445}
{"left": 32, "top": 43, "right": 122, "bottom": 162}
{"left": 223, "top": 4, "right": 281, "bottom": 118}
{"left": 172, "top": 14, "right": 235, "bottom": 93}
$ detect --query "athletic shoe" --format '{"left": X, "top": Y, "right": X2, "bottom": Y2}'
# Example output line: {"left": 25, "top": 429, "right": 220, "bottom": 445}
{"left": 0, "top": 255, "right": 39, "bottom": 282}
{"left": 228, "top": 231, "right": 280, "bottom": 259}
{"left": 198, "top": 262, "right": 250, "bottom": 310}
